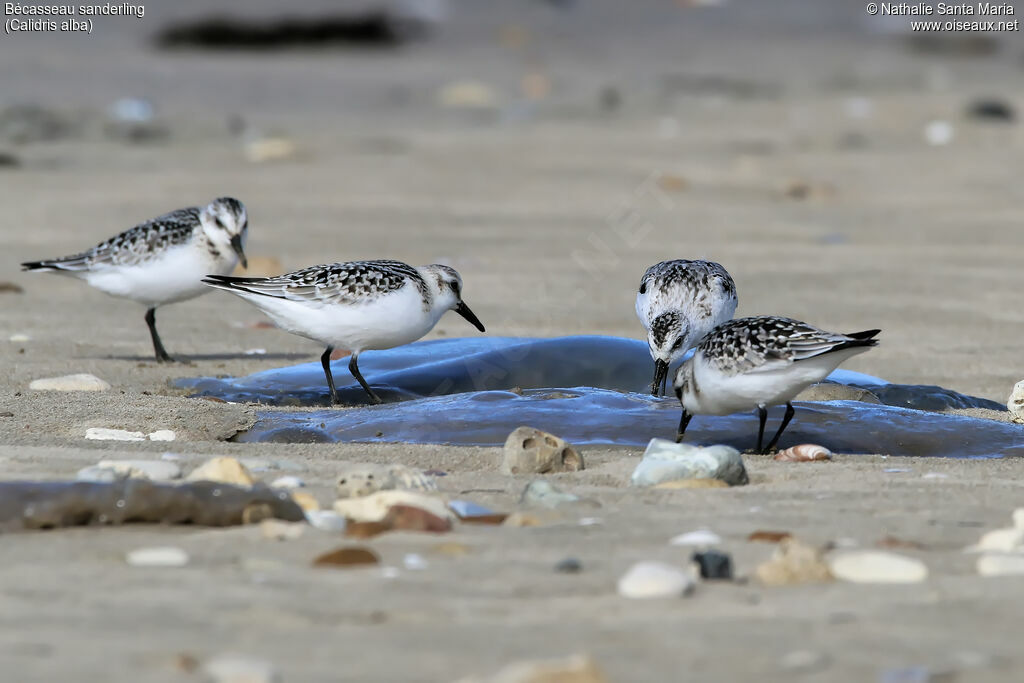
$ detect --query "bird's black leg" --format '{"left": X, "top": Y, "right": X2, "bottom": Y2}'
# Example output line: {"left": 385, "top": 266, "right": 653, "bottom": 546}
{"left": 349, "top": 354, "right": 382, "bottom": 405}
{"left": 675, "top": 410, "right": 692, "bottom": 443}
{"left": 764, "top": 402, "right": 796, "bottom": 454}
{"left": 144, "top": 308, "right": 174, "bottom": 363}
{"left": 755, "top": 404, "right": 768, "bottom": 454}
{"left": 320, "top": 347, "right": 340, "bottom": 405}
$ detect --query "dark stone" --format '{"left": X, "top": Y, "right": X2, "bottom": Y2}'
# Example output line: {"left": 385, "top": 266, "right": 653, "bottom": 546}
{"left": 966, "top": 98, "right": 1016, "bottom": 122}
{"left": 555, "top": 557, "right": 583, "bottom": 573}
{"left": 693, "top": 550, "right": 733, "bottom": 580}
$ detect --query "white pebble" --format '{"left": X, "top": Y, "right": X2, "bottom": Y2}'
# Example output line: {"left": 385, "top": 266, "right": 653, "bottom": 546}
{"left": 202, "top": 654, "right": 279, "bottom": 683}
{"left": 304, "top": 510, "right": 346, "bottom": 532}
{"left": 270, "top": 476, "right": 305, "bottom": 490}
{"left": 403, "top": 553, "right": 428, "bottom": 571}
{"left": 243, "top": 348, "right": 267, "bottom": 355}
{"left": 921, "top": 472, "right": 949, "bottom": 480}
{"left": 147, "top": 429, "right": 176, "bottom": 442}
{"left": 578, "top": 517, "right": 603, "bottom": 526}
{"left": 125, "top": 546, "right": 189, "bottom": 568}
{"left": 617, "top": 561, "right": 695, "bottom": 599}
{"left": 669, "top": 529, "right": 722, "bottom": 546}
{"left": 966, "top": 527, "right": 1024, "bottom": 553}
{"left": 31, "top": 373, "right": 110, "bottom": 392}
{"left": 828, "top": 551, "right": 928, "bottom": 584}
{"left": 977, "top": 554, "right": 1024, "bottom": 577}
{"left": 1013, "top": 508, "right": 1024, "bottom": 530}
{"left": 924, "top": 120, "right": 954, "bottom": 146}
{"left": 9, "top": 333, "right": 30, "bottom": 342}
{"left": 85, "top": 428, "right": 145, "bottom": 442}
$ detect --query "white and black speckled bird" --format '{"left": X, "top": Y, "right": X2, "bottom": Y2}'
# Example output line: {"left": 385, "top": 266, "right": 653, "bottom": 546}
{"left": 21, "top": 197, "right": 248, "bottom": 363}
{"left": 635, "top": 259, "right": 738, "bottom": 397}
{"left": 202, "top": 260, "right": 485, "bottom": 405}
{"left": 673, "top": 316, "right": 880, "bottom": 454}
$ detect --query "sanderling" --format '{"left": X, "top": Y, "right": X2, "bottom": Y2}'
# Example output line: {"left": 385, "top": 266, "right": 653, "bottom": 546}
{"left": 202, "top": 260, "right": 485, "bottom": 405}
{"left": 21, "top": 198, "right": 248, "bottom": 363}
{"left": 673, "top": 316, "right": 879, "bottom": 454}
{"left": 636, "top": 259, "right": 737, "bottom": 396}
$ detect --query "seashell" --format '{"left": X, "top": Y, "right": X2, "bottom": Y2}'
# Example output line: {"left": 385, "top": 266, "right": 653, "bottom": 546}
{"left": 775, "top": 444, "right": 831, "bottom": 462}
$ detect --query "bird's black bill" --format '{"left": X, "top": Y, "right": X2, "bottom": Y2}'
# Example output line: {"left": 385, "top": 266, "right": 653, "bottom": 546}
{"left": 651, "top": 359, "right": 669, "bottom": 397}
{"left": 454, "top": 301, "right": 485, "bottom": 332}
{"left": 230, "top": 234, "right": 247, "bottom": 269}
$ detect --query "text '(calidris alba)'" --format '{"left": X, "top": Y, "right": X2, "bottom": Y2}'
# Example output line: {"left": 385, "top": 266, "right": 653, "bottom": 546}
{"left": 673, "top": 316, "right": 879, "bottom": 454}
{"left": 636, "top": 259, "right": 737, "bottom": 397}
{"left": 21, "top": 197, "right": 248, "bottom": 363}
{"left": 202, "top": 260, "right": 485, "bottom": 405}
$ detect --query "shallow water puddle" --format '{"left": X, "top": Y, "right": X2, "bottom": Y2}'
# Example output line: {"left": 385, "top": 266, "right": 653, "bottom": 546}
{"left": 177, "top": 336, "right": 1021, "bottom": 458}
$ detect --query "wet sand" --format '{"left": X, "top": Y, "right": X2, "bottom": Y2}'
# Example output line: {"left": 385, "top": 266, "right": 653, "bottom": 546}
{"left": 2, "top": 0, "right": 1024, "bottom": 680}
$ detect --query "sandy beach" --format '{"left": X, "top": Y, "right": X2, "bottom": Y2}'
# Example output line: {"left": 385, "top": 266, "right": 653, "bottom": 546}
{"left": 2, "top": 0, "right": 1024, "bottom": 680}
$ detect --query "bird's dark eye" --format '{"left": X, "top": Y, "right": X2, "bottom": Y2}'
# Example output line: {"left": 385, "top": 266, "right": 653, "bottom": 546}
{"left": 639, "top": 282, "right": 647, "bottom": 294}
{"left": 450, "top": 281, "right": 461, "bottom": 296}
{"left": 214, "top": 216, "right": 226, "bottom": 229}
{"left": 671, "top": 338, "right": 685, "bottom": 350}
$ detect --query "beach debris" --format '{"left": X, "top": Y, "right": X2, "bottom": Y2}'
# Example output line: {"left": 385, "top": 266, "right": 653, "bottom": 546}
{"left": 403, "top": 553, "right": 429, "bottom": 571}
{"left": 125, "top": 546, "right": 189, "bottom": 568}
{"left": 9, "top": 333, "right": 30, "bottom": 342}
{"left": 1008, "top": 380, "right": 1024, "bottom": 424}
{"left": 333, "top": 490, "right": 452, "bottom": 523}
{"left": 501, "top": 426, "right": 583, "bottom": 475}
{"left": 555, "top": 557, "right": 583, "bottom": 573}
{"left": 85, "top": 428, "right": 145, "bottom": 441}
{"left": 78, "top": 459, "right": 182, "bottom": 483}
{"left": 260, "top": 519, "right": 305, "bottom": 541}
{"left": 692, "top": 550, "right": 733, "bottom": 580}
{"left": 335, "top": 462, "right": 438, "bottom": 499}
{"left": 313, "top": 546, "right": 380, "bottom": 568}
{"left": 827, "top": 551, "right": 928, "bottom": 584}
{"left": 454, "top": 653, "right": 608, "bottom": 683}
{"left": 186, "top": 457, "right": 256, "bottom": 487}
{"left": 201, "top": 654, "right": 279, "bottom": 683}
{"left": 436, "top": 81, "right": 500, "bottom": 110}
{"left": 617, "top": 561, "right": 696, "bottom": 599}
{"left": 924, "top": 120, "right": 954, "bottom": 146}
{"left": 270, "top": 476, "right": 305, "bottom": 490}
{"left": 519, "top": 480, "right": 596, "bottom": 509}
{"left": 670, "top": 529, "right": 722, "bottom": 546}
{"left": 977, "top": 554, "right": 1024, "bottom": 577}
{"left": 748, "top": 530, "right": 792, "bottom": 543}
{"left": 774, "top": 444, "right": 831, "bottom": 462}
{"left": 966, "top": 98, "right": 1015, "bottom": 123}
{"left": 755, "top": 538, "right": 832, "bottom": 586}
{"left": 630, "top": 438, "right": 748, "bottom": 487}
{"left": 304, "top": 510, "right": 346, "bottom": 532}
{"left": 31, "top": 373, "right": 110, "bottom": 392}
{"left": 448, "top": 500, "right": 496, "bottom": 519}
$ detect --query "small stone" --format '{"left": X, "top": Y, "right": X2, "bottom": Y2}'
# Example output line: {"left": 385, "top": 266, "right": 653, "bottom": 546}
{"left": 30, "top": 373, "right": 110, "bottom": 392}
{"left": 653, "top": 478, "right": 729, "bottom": 489}
{"left": 291, "top": 491, "right": 320, "bottom": 513}
{"left": 384, "top": 504, "right": 453, "bottom": 533}
{"left": 459, "top": 514, "right": 509, "bottom": 525}
{"left": 85, "top": 428, "right": 145, "bottom": 441}
{"left": 1007, "top": 380, "right": 1024, "bottom": 424}
{"left": 201, "top": 654, "right": 279, "bottom": 683}
{"left": 313, "top": 546, "right": 380, "bottom": 568}
{"left": 924, "top": 120, "right": 954, "bottom": 146}
{"left": 555, "top": 557, "right": 583, "bottom": 573}
{"left": 8, "top": 333, "right": 30, "bottom": 342}
{"left": 519, "top": 480, "right": 593, "bottom": 509}
{"left": 335, "top": 463, "right": 437, "bottom": 499}
{"left": 965, "top": 526, "right": 1023, "bottom": 553}
{"left": 126, "top": 546, "right": 189, "bottom": 568}
{"left": 617, "top": 561, "right": 695, "bottom": 599}
{"left": 403, "top": 553, "right": 428, "bottom": 570}
{"left": 828, "top": 551, "right": 928, "bottom": 584}
{"left": 755, "top": 539, "right": 832, "bottom": 586}
{"left": 332, "top": 491, "right": 452, "bottom": 523}
{"left": 92, "top": 459, "right": 181, "bottom": 481}
{"left": 259, "top": 519, "right": 304, "bottom": 541}
{"left": 630, "top": 438, "right": 747, "bottom": 487}
{"left": 748, "top": 530, "right": 792, "bottom": 543}
{"left": 693, "top": 550, "right": 733, "bottom": 580}
{"left": 186, "top": 457, "right": 255, "bottom": 487}
{"left": 501, "top": 426, "right": 584, "bottom": 475}
{"left": 270, "top": 476, "right": 305, "bottom": 490}
{"left": 304, "top": 510, "right": 345, "bottom": 532}
{"left": 966, "top": 98, "right": 1015, "bottom": 122}
{"left": 774, "top": 444, "right": 831, "bottom": 462}
{"left": 669, "top": 530, "right": 722, "bottom": 546}
{"left": 147, "top": 429, "right": 176, "bottom": 442}
{"left": 977, "top": 553, "right": 1024, "bottom": 577}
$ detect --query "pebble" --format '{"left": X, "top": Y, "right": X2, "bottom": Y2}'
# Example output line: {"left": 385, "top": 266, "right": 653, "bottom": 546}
{"left": 1008, "top": 380, "right": 1024, "bottom": 424}
{"left": 403, "top": 553, "right": 429, "bottom": 570}
{"left": 259, "top": 519, "right": 305, "bottom": 541}
{"left": 617, "top": 561, "right": 695, "bottom": 599}
{"left": 147, "top": 429, "right": 176, "bottom": 442}
{"left": 669, "top": 530, "right": 722, "bottom": 546}
{"left": 693, "top": 550, "right": 733, "bottom": 580}
{"left": 448, "top": 500, "right": 496, "bottom": 518}
{"left": 555, "top": 557, "right": 583, "bottom": 573}
{"left": 32, "top": 373, "right": 110, "bottom": 392}
{"left": 85, "top": 428, "right": 145, "bottom": 441}
{"left": 335, "top": 463, "right": 437, "bottom": 499}
{"left": 924, "top": 120, "right": 954, "bottom": 146}
{"left": 828, "top": 551, "right": 928, "bottom": 584}
{"left": 630, "top": 438, "right": 747, "bottom": 487}
{"left": 244, "top": 136, "right": 298, "bottom": 164}
{"left": 74, "top": 467, "right": 122, "bottom": 484}
{"left": 9, "top": 333, "right": 31, "bottom": 342}
{"left": 501, "top": 426, "right": 584, "bottom": 474}
{"left": 304, "top": 510, "right": 346, "bottom": 532}
{"left": 270, "top": 476, "right": 305, "bottom": 490}
{"left": 201, "top": 654, "right": 279, "bottom": 683}
{"left": 519, "top": 480, "right": 592, "bottom": 509}
{"left": 966, "top": 98, "right": 1015, "bottom": 122}
{"left": 755, "top": 539, "right": 832, "bottom": 586}
{"left": 125, "top": 546, "right": 189, "bottom": 568}
{"left": 966, "top": 527, "right": 1024, "bottom": 553}
{"left": 332, "top": 490, "right": 453, "bottom": 523}
{"left": 313, "top": 546, "right": 380, "bottom": 568}
{"left": 977, "top": 553, "right": 1024, "bottom": 577}
{"left": 93, "top": 459, "right": 181, "bottom": 481}
{"left": 186, "top": 457, "right": 255, "bottom": 487}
